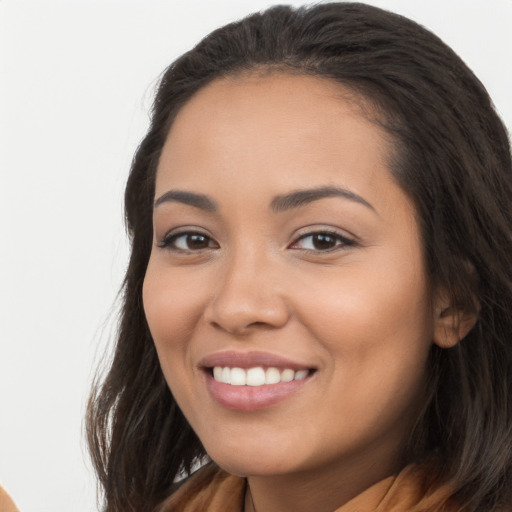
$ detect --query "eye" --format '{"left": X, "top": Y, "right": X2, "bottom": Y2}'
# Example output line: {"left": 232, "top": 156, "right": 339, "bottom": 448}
{"left": 290, "top": 231, "right": 355, "bottom": 252}
{"left": 158, "top": 231, "right": 219, "bottom": 252}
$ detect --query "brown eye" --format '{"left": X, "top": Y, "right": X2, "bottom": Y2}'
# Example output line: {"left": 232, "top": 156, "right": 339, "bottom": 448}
{"left": 291, "top": 231, "right": 355, "bottom": 252}
{"left": 160, "top": 232, "right": 219, "bottom": 251}
{"left": 311, "top": 233, "right": 338, "bottom": 250}
{"left": 185, "top": 234, "right": 211, "bottom": 250}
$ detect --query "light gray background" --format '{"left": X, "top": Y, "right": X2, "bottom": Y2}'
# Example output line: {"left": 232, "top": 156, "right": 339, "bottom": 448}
{"left": 1, "top": 1, "right": 511, "bottom": 511}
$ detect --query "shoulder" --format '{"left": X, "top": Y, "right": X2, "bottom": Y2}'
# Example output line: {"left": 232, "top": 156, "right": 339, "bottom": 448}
{"left": 0, "top": 486, "right": 20, "bottom": 512}
{"left": 157, "top": 463, "right": 246, "bottom": 512}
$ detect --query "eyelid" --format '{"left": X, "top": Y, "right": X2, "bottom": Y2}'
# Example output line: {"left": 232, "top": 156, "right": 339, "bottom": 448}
{"left": 157, "top": 227, "right": 219, "bottom": 251}
{"left": 289, "top": 228, "right": 357, "bottom": 252}
{"left": 156, "top": 225, "right": 356, "bottom": 253}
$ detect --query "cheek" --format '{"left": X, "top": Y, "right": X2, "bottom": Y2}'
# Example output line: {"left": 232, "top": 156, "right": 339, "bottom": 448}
{"left": 308, "top": 258, "right": 429, "bottom": 319}
{"left": 143, "top": 260, "right": 202, "bottom": 336}
{"left": 142, "top": 263, "right": 210, "bottom": 419}
{"left": 142, "top": 263, "right": 205, "bottom": 372}
{"left": 297, "top": 259, "right": 435, "bottom": 396}
{"left": 309, "top": 282, "right": 433, "bottom": 348}
{"left": 300, "top": 273, "right": 434, "bottom": 450}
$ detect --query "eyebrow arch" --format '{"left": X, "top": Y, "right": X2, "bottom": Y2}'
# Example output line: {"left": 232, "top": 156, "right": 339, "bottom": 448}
{"left": 270, "top": 186, "right": 376, "bottom": 213}
{"left": 154, "top": 190, "right": 217, "bottom": 212}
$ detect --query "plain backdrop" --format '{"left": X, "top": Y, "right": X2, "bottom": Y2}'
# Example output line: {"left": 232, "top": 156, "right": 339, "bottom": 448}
{"left": 0, "top": 1, "right": 510, "bottom": 511}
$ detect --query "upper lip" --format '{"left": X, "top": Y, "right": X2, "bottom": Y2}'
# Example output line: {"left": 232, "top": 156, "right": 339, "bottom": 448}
{"left": 199, "top": 350, "right": 314, "bottom": 370}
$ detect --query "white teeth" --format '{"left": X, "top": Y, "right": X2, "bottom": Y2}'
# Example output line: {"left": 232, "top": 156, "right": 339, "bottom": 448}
{"left": 265, "top": 367, "right": 281, "bottom": 384}
{"left": 212, "top": 366, "right": 310, "bottom": 386}
{"left": 247, "top": 367, "right": 266, "bottom": 386}
{"left": 294, "top": 370, "right": 308, "bottom": 380}
{"left": 221, "top": 367, "right": 231, "bottom": 384}
{"left": 280, "top": 369, "right": 295, "bottom": 382}
{"left": 230, "top": 367, "right": 246, "bottom": 386}
{"left": 213, "top": 366, "right": 223, "bottom": 381}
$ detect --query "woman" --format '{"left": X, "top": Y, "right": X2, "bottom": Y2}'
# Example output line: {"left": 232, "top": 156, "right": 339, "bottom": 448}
{"left": 87, "top": 3, "right": 512, "bottom": 511}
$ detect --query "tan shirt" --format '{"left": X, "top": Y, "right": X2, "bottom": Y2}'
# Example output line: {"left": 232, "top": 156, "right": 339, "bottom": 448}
{"left": 0, "top": 487, "right": 19, "bottom": 512}
{"left": 159, "top": 462, "right": 458, "bottom": 512}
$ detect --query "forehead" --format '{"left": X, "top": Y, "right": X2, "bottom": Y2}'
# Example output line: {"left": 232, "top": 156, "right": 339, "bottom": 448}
{"left": 162, "top": 72, "right": 390, "bottom": 171}
{"left": 171, "top": 71, "right": 368, "bottom": 129}
{"left": 154, "top": 72, "right": 413, "bottom": 226}
{"left": 166, "top": 72, "right": 384, "bottom": 150}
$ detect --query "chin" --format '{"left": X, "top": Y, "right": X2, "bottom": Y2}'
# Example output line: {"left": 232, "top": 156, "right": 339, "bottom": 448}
{"left": 205, "top": 441, "right": 305, "bottom": 477}
{"left": 212, "top": 457, "right": 294, "bottom": 478}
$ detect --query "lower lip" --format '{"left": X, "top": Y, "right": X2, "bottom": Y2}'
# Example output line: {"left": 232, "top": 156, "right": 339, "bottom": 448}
{"left": 204, "top": 372, "right": 311, "bottom": 411}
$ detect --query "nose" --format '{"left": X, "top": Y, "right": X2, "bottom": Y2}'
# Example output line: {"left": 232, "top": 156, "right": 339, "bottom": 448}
{"left": 203, "top": 248, "right": 290, "bottom": 335}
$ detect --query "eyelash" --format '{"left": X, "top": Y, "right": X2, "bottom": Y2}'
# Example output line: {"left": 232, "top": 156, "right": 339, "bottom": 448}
{"left": 290, "top": 230, "right": 356, "bottom": 253}
{"left": 158, "top": 231, "right": 218, "bottom": 252}
{"left": 158, "top": 228, "right": 356, "bottom": 254}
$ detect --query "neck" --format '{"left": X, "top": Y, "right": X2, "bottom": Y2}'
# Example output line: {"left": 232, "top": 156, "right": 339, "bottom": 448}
{"left": 244, "top": 453, "right": 402, "bottom": 512}
{"left": 241, "top": 405, "right": 419, "bottom": 512}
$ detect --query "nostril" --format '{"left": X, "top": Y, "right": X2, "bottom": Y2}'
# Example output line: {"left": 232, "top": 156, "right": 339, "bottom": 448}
{"left": 248, "top": 321, "right": 271, "bottom": 328}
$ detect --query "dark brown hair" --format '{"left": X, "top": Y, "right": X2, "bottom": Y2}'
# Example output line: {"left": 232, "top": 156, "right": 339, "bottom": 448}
{"left": 87, "top": 3, "right": 512, "bottom": 511}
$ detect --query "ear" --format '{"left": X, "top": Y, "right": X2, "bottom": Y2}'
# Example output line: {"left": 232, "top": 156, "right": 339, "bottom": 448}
{"left": 432, "top": 289, "right": 479, "bottom": 349}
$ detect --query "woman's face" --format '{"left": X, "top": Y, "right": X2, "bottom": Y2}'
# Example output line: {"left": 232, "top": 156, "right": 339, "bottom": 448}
{"left": 143, "top": 73, "right": 442, "bottom": 480}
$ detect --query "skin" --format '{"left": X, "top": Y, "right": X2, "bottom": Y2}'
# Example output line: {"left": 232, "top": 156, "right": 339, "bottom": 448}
{"left": 143, "top": 73, "right": 460, "bottom": 512}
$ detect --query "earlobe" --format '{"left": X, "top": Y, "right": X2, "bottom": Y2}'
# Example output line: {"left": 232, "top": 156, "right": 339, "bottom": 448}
{"left": 432, "top": 292, "right": 479, "bottom": 349}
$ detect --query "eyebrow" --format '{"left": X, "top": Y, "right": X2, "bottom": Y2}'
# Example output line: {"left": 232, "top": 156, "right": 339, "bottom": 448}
{"left": 153, "top": 185, "right": 375, "bottom": 214}
{"left": 270, "top": 186, "right": 375, "bottom": 213}
{"left": 154, "top": 190, "right": 217, "bottom": 211}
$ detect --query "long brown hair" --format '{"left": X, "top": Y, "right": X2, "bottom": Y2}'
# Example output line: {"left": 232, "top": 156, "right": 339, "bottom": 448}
{"left": 87, "top": 3, "right": 512, "bottom": 511}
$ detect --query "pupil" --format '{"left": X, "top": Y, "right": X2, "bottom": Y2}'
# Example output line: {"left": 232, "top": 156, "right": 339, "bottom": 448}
{"left": 188, "top": 234, "right": 208, "bottom": 249}
{"left": 313, "top": 234, "right": 336, "bottom": 250}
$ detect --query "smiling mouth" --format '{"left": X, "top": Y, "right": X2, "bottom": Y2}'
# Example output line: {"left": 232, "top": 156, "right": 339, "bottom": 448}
{"left": 209, "top": 366, "right": 314, "bottom": 386}
{"left": 201, "top": 353, "right": 317, "bottom": 410}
